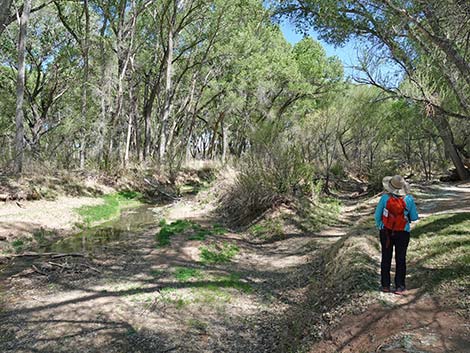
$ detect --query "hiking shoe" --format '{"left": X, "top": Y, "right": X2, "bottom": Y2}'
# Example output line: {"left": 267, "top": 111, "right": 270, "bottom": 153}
{"left": 380, "top": 286, "right": 391, "bottom": 293}
{"left": 394, "top": 286, "right": 406, "bottom": 295}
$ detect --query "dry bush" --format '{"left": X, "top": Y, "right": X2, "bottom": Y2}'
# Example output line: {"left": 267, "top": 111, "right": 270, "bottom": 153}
{"left": 217, "top": 137, "right": 316, "bottom": 226}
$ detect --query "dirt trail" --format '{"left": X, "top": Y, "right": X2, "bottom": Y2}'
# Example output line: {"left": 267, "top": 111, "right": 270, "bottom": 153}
{"left": 309, "top": 182, "right": 470, "bottom": 353}
{"left": 0, "top": 183, "right": 468, "bottom": 353}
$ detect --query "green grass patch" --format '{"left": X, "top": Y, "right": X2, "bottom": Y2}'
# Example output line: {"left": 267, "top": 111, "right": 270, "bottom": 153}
{"left": 11, "top": 239, "right": 24, "bottom": 252}
{"left": 77, "top": 191, "right": 142, "bottom": 226}
{"left": 149, "top": 269, "right": 165, "bottom": 278}
{"left": 211, "top": 224, "right": 228, "bottom": 235}
{"left": 32, "top": 228, "right": 57, "bottom": 245}
{"left": 199, "top": 242, "right": 240, "bottom": 264}
{"left": 191, "top": 286, "right": 232, "bottom": 303}
{"left": 188, "top": 229, "right": 211, "bottom": 241}
{"left": 188, "top": 224, "right": 227, "bottom": 241}
{"left": 291, "top": 196, "right": 342, "bottom": 233}
{"left": 174, "top": 267, "right": 203, "bottom": 281}
{"left": 155, "top": 219, "right": 194, "bottom": 246}
{"left": 215, "top": 273, "right": 252, "bottom": 293}
{"left": 409, "top": 212, "right": 470, "bottom": 290}
{"left": 249, "top": 219, "right": 284, "bottom": 241}
{"left": 156, "top": 220, "right": 227, "bottom": 245}
{"left": 150, "top": 270, "right": 251, "bottom": 310}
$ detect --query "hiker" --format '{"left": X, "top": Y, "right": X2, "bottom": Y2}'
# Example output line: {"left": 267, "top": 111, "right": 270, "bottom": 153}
{"left": 374, "top": 175, "right": 419, "bottom": 294}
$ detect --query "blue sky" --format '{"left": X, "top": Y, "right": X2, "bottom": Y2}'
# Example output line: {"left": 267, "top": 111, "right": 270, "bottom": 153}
{"left": 280, "top": 20, "right": 404, "bottom": 85}
{"left": 280, "top": 20, "right": 361, "bottom": 78}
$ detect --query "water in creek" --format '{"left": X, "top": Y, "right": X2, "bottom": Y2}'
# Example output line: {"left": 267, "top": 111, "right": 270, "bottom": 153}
{"left": 0, "top": 204, "right": 168, "bottom": 281}
{"left": 41, "top": 204, "right": 165, "bottom": 254}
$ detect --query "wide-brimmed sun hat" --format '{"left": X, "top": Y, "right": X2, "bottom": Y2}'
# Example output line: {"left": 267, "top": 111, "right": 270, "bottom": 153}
{"left": 382, "top": 175, "right": 410, "bottom": 196}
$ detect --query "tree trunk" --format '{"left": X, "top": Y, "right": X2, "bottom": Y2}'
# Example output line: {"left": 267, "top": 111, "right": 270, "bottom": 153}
{"left": 159, "top": 15, "right": 175, "bottom": 162}
{"left": 14, "top": 0, "right": 31, "bottom": 175}
{"left": 124, "top": 82, "right": 137, "bottom": 167}
{"left": 97, "top": 17, "right": 108, "bottom": 163}
{"left": 143, "top": 83, "right": 159, "bottom": 161}
{"left": 79, "top": 0, "right": 90, "bottom": 169}
{"left": 0, "top": 0, "right": 13, "bottom": 36}
{"left": 221, "top": 121, "right": 228, "bottom": 163}
{"left": 431, "top": 114, "right": 470, "bottom": 180}
{"left": 124, "top": 112, "right": 133, "bottom": 167}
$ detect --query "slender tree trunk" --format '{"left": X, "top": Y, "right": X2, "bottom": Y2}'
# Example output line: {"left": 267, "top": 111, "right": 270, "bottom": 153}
{"left": 221, "top": 121, "right": 228, "bottom": 163}
{"left": 108, "top": 0, "right": 136, "bottom": 165}
{"left": 431, "top": 114, "right": 469, "bottom": 180}
{"left": 143, "top": 79, "right": 163, "bottom": 160}
{"left": 124, "top": 82, "right": 137, "bottom": 167}
{"left": 14, "top": 0, "right": 31, "bottom": 174}
{"left": 97, "top": 18, "right": 108, "bottom": 163}
{"left": 0, "top": 0, "right": 13, "bottom": 36}
{"left": 143, "top": 106, "right": 152, "bottom": 160}
{"left": 160, "top": 17, "right": 175, "bottom": 162}
{"left": 79, "top": 0, "right": 90, "bottom": 169}
{"left": 124, "top": 112, "right": 133, "bottom": 167}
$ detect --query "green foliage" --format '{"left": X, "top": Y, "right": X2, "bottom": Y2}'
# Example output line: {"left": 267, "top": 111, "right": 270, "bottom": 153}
{"left": 279, "top": 0, "right": 470, "bottom": 180}
{"left": 156, "top": 219, "right": 227, "bottom": 246}
{"left": 11, "top": 239, "right": 25, "bottom": 252}
{"left": 156, "top": 219, "right": 194, "bottom": 246}
{"left": 294, "top": 196, "right": 342, "bottom": 233}
{"left": 149, "top": 269, "right": 165, "bottom": 278}
{"left": 187, "top": 319, "right": 208, "bottom": 331}
{"left": 249, "top": 219, "right": 284, "bottom": 241}
{"left": 77, "top": 191, "right": 142, "bottom": 226}
{"left": 293, "top": 37, "right": 343, "bottom": 88}
{"left": 367, "top": 160, "right": 401, "bottom": 193}
{"left": 188, "top": 224, "right": 228, "bottom": 241}
{"left": 174, "top": 267, "right": 203, "bottom": 281}
{"left": 199, "top": 242, "right": 240, "bottom": 264}
{"left": 215, "top": 273, "right": 252, "bottom": 293}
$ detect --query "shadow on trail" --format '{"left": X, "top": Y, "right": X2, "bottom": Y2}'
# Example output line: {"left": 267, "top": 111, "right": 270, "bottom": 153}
{"left": 412, "top": 212, "right": 470, "bottom": 238}
{"left": 1, "top": 317, "right": 174, "bottom": 353}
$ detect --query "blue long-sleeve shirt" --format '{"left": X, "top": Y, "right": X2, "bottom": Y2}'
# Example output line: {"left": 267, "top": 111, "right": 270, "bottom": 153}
{"left": 374, "top": 193, "right": 419, "bottom": 232}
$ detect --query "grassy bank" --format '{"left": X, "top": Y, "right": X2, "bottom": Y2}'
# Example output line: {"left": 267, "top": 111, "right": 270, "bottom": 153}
{"left": 408, "top": 212, "right": 470, "bottom": 316}
{"left": 76, "top": 191, "right": 143, "bottom": 226}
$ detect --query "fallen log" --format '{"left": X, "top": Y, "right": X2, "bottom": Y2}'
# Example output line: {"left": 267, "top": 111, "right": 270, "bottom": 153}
{"left": 2, "top": 252, "right": 87, "bottom": 259}
{"left": 32, "top": 264, "right": 48, "bottom": 276}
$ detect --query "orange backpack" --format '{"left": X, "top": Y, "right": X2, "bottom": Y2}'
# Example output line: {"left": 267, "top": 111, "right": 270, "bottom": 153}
{"left": 382, "top": 195, "right": 407, "bottom": 231}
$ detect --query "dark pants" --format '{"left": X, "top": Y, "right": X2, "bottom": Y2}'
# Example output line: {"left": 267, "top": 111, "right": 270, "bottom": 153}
{"left": 380, "top": 229, "right": 410, "bottom": 289}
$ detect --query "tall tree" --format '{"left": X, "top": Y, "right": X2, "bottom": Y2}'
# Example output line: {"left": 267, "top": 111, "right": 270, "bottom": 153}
{"left": 14, "top": 0, "right": 32, "bottom": 174}
{"left": 278, "top": 0, "right": 470, "bottom": 180}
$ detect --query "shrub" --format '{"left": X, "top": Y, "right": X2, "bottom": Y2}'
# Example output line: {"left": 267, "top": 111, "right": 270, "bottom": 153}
{"left": 217, "top": 124, "right": 317, "bottom": 226}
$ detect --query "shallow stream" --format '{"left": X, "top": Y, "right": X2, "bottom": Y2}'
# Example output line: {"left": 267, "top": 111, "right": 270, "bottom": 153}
{"left": 41, "top": 204, "right": 164, "bottom": 254}
{"left": 0, "top": 202, "right": 167, "bottom": 279}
